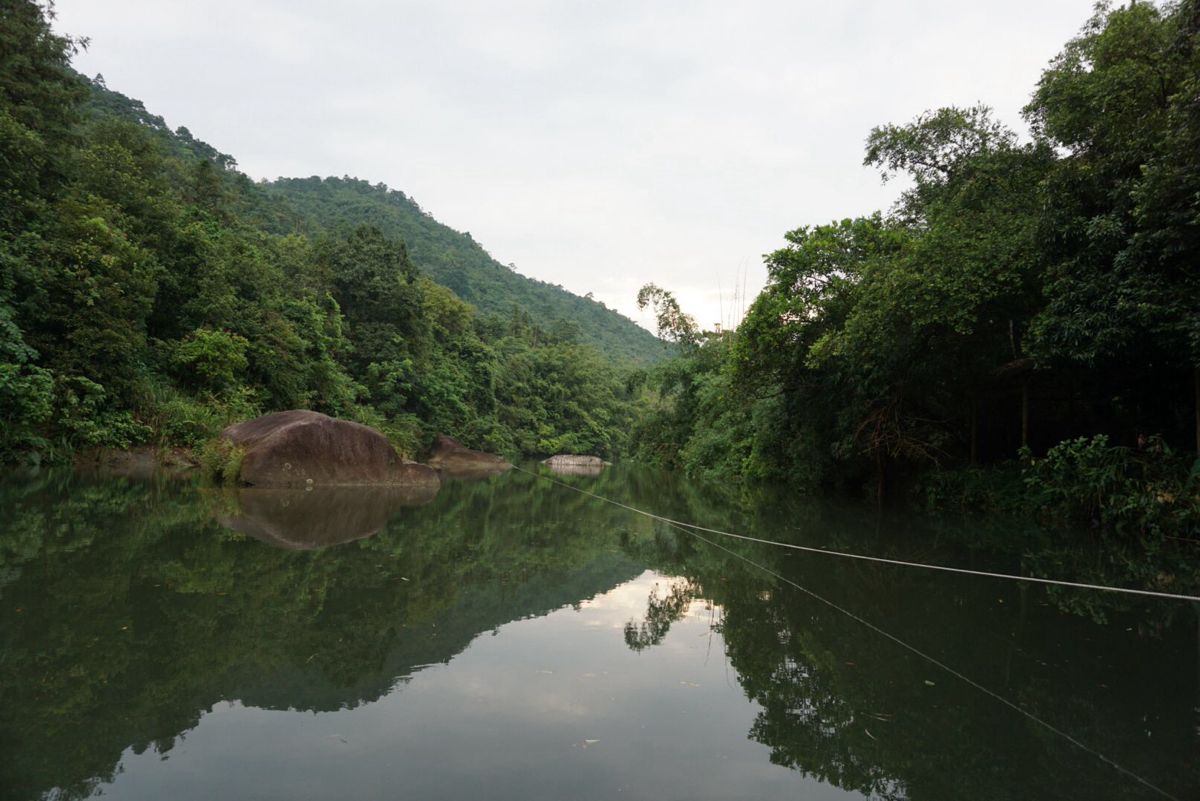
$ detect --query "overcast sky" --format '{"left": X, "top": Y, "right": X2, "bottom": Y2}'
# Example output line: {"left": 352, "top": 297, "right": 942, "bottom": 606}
{"left": 54, "top": 0, "right": 1097, "bottom": 332}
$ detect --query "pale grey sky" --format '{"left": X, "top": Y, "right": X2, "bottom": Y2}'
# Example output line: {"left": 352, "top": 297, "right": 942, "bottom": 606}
{"left": 54, "top": 0, "right": 1097, "bottom": 332}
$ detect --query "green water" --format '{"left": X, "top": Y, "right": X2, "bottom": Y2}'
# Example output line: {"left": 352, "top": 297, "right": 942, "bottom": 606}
{"left": 0, "top": 465, "right": 1196, "bottom": 801}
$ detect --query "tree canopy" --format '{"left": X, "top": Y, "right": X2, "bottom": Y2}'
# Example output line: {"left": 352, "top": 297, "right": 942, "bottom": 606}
{"left": 629, "top": 0, "right": 1200, "bottom": 537}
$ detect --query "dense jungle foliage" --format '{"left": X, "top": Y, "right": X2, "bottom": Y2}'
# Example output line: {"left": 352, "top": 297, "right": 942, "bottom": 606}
{"left": 0, "top": 1, "right": 662, "bottom": 464}
{"left": 260, "top": 176, "right": 663, "bottom": 366}
{"left": 630, "top": 1, "right": 1200, "bottom": 537}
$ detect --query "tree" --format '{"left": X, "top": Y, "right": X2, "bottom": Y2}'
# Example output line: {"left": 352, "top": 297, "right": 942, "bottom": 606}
{"left": 636, "top": 283, "right": 698, "bottom": 347}
{"left": 1024, "top": 0, "right": 1200, "bottom": 451}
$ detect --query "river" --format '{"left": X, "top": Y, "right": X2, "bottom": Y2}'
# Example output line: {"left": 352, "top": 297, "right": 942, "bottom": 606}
{"left": 0, "top": 464, "right": 1195, "bottom": 800}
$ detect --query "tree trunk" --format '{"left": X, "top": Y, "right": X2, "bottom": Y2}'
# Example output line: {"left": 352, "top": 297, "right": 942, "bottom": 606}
{"left": 970, "top": 398, "right": 979, "bottom": 465}
{"left": 1194, "top": 366, "right": 1199, "bottom": 456}
{"left": 1021, "top": 379, "right": 1030, "bottom": 452}
{"left": 875, "top": 449, "right": 885, "bottom": 507}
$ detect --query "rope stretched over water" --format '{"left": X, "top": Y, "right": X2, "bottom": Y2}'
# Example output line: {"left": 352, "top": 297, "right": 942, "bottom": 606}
{"left": 510, "top": 465, "right": 1200, "bottom": 604}
{"left": 671, "top": 521, "right": 1180, "bottom": 801}
{"left": 514, "top": 464, "right": 1182, "bottom": 801}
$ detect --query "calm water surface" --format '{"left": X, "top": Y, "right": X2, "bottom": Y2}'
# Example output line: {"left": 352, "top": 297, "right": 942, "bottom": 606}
{"left": 1, "top": 464, "right": 1196, "bottom": 800}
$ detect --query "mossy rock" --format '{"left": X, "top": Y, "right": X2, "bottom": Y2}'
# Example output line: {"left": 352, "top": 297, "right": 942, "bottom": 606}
{"left": 220, "top": 410, "right": 440, "bottom": 488}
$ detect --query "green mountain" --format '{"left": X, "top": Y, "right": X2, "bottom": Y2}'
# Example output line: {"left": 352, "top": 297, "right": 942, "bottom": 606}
{"left": 0, "top": 0, "right": 660, "bottom": 464}
{"left": 263, "top": 176, "right": 664, "bottom": 365}
{"left": 83, "top": 79, "right": 663, "bottom": 366}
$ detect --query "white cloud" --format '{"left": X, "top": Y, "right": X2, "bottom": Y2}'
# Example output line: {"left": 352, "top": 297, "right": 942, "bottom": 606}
{"left": 55, "top": 0, "right": 1097, "bottom": 332}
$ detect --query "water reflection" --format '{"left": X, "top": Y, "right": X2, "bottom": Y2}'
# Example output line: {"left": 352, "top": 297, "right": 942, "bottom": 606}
{"left": 624, "top": 524, "right": 1200, "bottom": 801}
{"left": 543, "top": 456, "right": 609, "bottom": 477}
{"left": 545, "top": 463, "right": 606, "bottom": 477}
{"left": 214, "top": 484, "right": 439, "bottom": 550}
{"left": 0, "top": 467, "right": 1195, "bottom": 801}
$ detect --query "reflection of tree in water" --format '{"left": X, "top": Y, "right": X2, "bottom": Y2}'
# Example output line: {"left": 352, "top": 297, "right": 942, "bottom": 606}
{"left": 626, "top": 519, "right": 1200, "bottom": 801}
{"left": 0, "top": 470, "right": 649, "bottom": 801}
{"left": 623, "top": 579, "right": 697, "bottom": 651}
{"left": 3, "top": 466, "right": 1197, "bottom": 801}
{"left": 732, "top": 598, "right": 908, "bottom": 800}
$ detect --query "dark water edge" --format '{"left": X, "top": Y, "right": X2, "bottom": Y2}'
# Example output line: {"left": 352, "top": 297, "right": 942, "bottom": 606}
{"left": 0, "top": 464, "right": 1196, "bottom": 801}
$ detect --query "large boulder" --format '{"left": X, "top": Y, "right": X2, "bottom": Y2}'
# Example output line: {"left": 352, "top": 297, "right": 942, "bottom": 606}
{"left": 221, "top": 410, "right": 440, "bottom": 488}
{"left": 426, "top": 434, "right": 511, "bottom": 478}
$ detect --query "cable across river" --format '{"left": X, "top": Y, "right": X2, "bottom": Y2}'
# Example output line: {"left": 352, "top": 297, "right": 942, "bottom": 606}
{"left": 512, "top": 464, "right": 1200, "bottom": 604}
{"left": 515, "top": 464, "right": 1187, "bottom": 800}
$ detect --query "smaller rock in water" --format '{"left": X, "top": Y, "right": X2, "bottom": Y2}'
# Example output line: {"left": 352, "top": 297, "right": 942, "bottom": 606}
{"left": 543, "top": 455, "right": 608, "bottom": 467}
{"left": 542, "top": 454, "right": 610, "bottom": 476}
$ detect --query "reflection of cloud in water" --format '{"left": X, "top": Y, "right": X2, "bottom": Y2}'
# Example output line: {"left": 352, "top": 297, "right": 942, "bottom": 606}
{"left": 579, "top": 571, "right": 669, "bottom": 614}
{"left": 215, "top": 485, "right": 439, "bottom": 550}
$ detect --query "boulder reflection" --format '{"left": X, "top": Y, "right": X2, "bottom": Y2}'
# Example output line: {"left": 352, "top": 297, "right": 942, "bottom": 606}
{"left": 215, "top": 484, "right": 439, "bottom": 549}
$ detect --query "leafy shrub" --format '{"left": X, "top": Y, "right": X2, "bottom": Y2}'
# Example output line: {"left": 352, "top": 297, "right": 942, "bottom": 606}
{"left": 0, "top": 362, "right": 55, "bottom": 459}
{"left": 172, "top": 328, "right": 250, "bottom": 391}
{"left": 56, "top": 376, "right": 151, "bottom": 449}
{"left": 348, "top": 405, "right": 424, "bottom": 459}
{"left": 136, "top": 382, "right": 213, "bottom": 446}
{"left": 197, "top": 438, "right": 246, "bottom": 484}
{"left": 1024, "top": 435, "right": 1199, "bottom": 539}
{"left": 914, "top": 464, "right": 1028, "bottom": 516}
{"left": 136, "top": 382, "right": 260, "bottom": 448}
{"left": 915, "top": 437, "right": 1200, "bottom": 541}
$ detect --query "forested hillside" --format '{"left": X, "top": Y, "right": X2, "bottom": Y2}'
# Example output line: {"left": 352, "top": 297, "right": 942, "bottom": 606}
{"left": 631, "top": 1, "right": 1200, "bottom": 537}
{"left": 0, "top": 1, "right": 652, "bottom": 463}
{"left": 263, "top": 177, "right": 663, "bottom": 365}
{"left": 5, "top": 0, "right": 1199, "bottom": 542}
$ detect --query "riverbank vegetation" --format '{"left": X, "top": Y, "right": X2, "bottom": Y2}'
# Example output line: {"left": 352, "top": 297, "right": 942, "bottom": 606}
{"left": 0, "top": 1, "right": 661, "bottom": 464}
{"left": 3, "top": 1, "right": 1199, "bottom": 539}
{"left": 630, "top": 1, "right": 1200, "bottom": 538}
